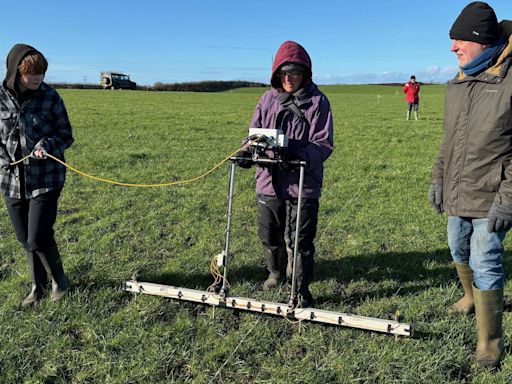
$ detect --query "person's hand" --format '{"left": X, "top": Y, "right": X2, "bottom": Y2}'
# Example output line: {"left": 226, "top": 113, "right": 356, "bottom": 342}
{"left": 32, "top": 149, "right": 47, "bottom": 159}
{"left": 280, "top": 156, "right": 300, "bottom": 171}
{"left": 235, "top": 150, "right": 254, "bottom": 169}
{"left": 487, "top": 201, "right": 512, "bottom": 232}
{"left": 428, "top": 183, "right": 443, "bottom": 213}
{"left": 280, "top": 142, "right": 305, "bottom": 172}
{"left": 1, "top": 163, "right": 14, "bottom": 172}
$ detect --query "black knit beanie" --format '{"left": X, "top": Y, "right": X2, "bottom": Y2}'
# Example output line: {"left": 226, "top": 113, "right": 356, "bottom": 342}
{"left": 449, "top": 2, "right": 499, "bottom": 44}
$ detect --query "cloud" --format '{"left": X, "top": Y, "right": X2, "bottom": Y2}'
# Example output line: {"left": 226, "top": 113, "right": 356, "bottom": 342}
{"left": 315, "top": 65, "right": 458, "bottom": 84}
{"left": 440, "top": 65, "right": 459, "bottom": 76}
{"left": 425, "top": 65, "right": 441, "bottom": 76}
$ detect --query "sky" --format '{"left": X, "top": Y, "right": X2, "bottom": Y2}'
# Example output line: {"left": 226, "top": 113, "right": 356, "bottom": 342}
{"left": 2, "top": 0, "right": 512, "bottom": 86}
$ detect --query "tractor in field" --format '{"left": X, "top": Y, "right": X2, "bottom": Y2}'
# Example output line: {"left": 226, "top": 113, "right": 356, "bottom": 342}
{"left": 100, "top": 72, "right": 137, "bottom": 90}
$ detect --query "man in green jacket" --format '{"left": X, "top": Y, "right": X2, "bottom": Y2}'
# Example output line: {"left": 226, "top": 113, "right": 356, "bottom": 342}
{"left": 429, "top": 2, "right": 512, "bottom": 368}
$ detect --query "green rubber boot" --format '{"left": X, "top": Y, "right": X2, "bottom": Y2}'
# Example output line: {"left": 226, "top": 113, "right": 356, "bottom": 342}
{"left": 473, "top": 283, "right": 504, "bottom": 368}
{"left": 447, "top": 263, "right": 474, "bottom": 315}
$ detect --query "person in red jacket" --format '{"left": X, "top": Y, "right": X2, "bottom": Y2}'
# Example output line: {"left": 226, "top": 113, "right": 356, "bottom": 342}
{"left": 403, "top": 75, "right": 420, "bottom": 120}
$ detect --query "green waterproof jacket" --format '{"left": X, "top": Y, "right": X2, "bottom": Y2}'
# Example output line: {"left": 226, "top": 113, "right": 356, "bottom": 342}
{"left": 431, "top": 22, "right": 512, "bottom": 218}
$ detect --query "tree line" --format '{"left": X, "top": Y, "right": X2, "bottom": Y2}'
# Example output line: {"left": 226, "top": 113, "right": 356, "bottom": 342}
{"left": 49, "top": 80, "right": 267, "bottom": 92}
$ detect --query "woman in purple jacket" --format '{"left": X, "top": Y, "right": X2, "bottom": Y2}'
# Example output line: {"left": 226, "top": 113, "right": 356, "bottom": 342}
{"left": 239, "top": 41, "right": 333, "bottom": 307}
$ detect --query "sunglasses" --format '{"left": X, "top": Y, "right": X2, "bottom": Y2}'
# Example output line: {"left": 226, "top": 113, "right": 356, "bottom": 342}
{"left": 278, "top": 71, "right": 302, "bottom": 78}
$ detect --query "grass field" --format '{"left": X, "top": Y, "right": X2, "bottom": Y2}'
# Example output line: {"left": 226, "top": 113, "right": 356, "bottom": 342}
{"left": 1, "top": 84, "right": 511, "bottom": 383}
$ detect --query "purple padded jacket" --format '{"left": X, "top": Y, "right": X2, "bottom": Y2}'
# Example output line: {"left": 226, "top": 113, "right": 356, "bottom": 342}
{"left": 249, "top": 41, "right": 333, "bottom": 199}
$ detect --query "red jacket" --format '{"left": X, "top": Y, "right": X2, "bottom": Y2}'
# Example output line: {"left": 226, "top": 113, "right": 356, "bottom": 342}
{"left": 403, "top": 81, "right": 420, "bottom": 103}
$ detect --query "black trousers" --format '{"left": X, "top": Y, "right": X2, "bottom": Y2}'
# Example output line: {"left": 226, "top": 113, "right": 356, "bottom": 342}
{"left": 257, "top": 194, "right": 319, "bottom": 292}
{"left": 407, "top": 102, "right": 419, "bottom": 112}
{"left": 4, "top": 189, "right": 61, "bottom": 254}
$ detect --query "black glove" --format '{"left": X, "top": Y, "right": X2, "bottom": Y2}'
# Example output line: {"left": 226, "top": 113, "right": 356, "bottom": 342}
{"left": 235, "top": 150, "right": 254, "bottom": 169}
{"left": 280, "top": 157, "right": 299, "bottom": 171}
{"left": 280, "top": 142, "right": 304, "bottom": 171}
{"left": 428, "top": 183, "right": 443, "bottom": 214}
{"left": 487, "top": 201, "right": 512, "bottom": 232}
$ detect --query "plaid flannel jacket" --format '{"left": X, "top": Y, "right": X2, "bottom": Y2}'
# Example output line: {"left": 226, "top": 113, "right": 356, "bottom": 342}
{"left": 0, "top": 83, "right": 74, "bottom": 198}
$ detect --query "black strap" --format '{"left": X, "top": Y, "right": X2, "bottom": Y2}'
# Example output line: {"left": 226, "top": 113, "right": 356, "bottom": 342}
{"left": 287, "top": 101, "right": 306, "bottom": 121}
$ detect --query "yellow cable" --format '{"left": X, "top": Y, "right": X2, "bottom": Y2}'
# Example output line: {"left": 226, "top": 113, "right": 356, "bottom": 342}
{"left": 9, "top": 144, "right": 251, "bottom": 188}
{"left": 8, "top": 155, "right": 31, "bottom": 166}
{"left": 10, "top": 143, "right": 255, "bottom": 290}
{"left": 207, "top": 254, "right": 227, "bottom": 293}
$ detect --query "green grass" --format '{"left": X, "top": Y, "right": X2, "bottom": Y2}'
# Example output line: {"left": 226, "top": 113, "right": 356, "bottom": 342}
{"left": 0, "top": 86, "right": 511, "bottom": 383}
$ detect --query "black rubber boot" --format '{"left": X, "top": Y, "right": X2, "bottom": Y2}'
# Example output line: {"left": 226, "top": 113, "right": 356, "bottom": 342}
{"left": 287, "top": 247, "right": 315, "bottom": 307}
{"left": 298, "top": 259, "right": 315, "bottom": 308}
{"left": 21, "top": 251, "right": 48, "bottom": 307}
{"left": 300, "top": 288, "right": 315, "bottom": 308}
{"left": 37, "top": 245, "right": 69, "bottom": 302}
{"left": 262, "top": 247, "right": 286, "bottom": 290}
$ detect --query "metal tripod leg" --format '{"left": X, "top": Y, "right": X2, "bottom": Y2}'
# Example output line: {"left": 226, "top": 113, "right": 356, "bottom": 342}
{"left": 219, "top": 160, "right": 237, "bottom": 299}
{"left": 288, "top": 163, "right": 306, "bottom": 308}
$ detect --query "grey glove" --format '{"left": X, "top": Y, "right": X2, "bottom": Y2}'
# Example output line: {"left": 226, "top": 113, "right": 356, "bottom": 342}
{"left": 428, "top": 183, "right": 443, "bottom": 214}
{"left": 487, "top": 201, "right": 512, "bottom": 233}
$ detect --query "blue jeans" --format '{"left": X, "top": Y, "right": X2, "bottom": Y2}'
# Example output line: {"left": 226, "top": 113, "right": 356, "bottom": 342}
{"left": 447, "top": 216, "right": 508, "bottom": 290}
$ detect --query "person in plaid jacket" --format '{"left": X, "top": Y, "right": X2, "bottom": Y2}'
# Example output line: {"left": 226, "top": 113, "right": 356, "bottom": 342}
{"left": 0, "top": 44, "right": 74, "bottom": 306}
